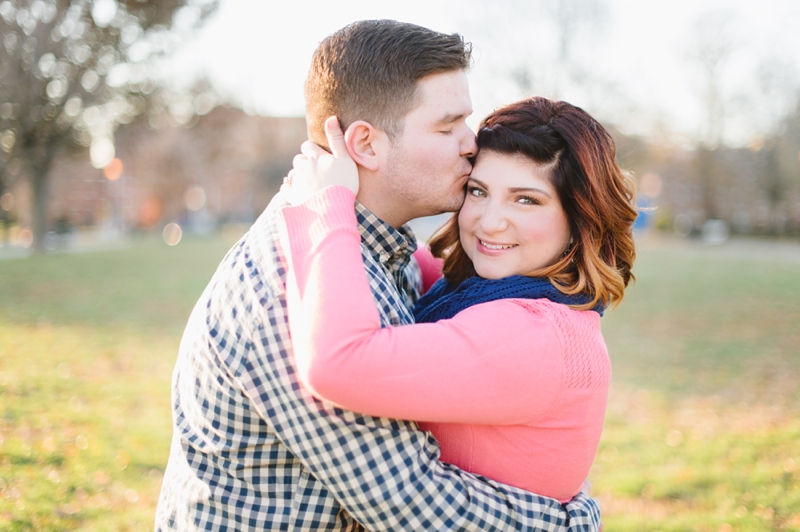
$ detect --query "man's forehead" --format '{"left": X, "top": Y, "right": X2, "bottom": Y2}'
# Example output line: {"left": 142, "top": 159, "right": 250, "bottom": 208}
{"left": 410, "top": 70, "right": 472, "bottom": 118}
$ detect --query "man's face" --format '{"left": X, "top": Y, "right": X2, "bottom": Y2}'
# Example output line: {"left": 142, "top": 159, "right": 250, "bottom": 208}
{"left": 381, "top": 70, "right": 477, "bottom": 224}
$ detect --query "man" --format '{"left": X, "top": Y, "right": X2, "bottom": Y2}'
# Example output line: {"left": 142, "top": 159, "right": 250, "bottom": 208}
{"left": 156, "top": 20, "right": 601, "bottom": 531}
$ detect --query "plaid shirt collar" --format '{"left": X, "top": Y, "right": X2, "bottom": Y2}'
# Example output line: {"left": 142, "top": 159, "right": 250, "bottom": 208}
{"left": 355, "top": 201, "right": 418, "bottom": 270}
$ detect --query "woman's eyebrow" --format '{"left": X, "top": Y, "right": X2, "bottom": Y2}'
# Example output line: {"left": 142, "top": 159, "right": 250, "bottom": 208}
{"left": 508, "top": 186, "right": 553, "bottom": 198}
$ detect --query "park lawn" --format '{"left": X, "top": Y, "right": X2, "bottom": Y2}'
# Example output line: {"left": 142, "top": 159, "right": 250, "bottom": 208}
{"left": 594, "top": 246, "right": 800, "bottom": 531}
{"left": 0, "top": 234, "right": 238, "bottom": 531}
{"left": 0, "top": 234, "right": 799, "bottom": 531}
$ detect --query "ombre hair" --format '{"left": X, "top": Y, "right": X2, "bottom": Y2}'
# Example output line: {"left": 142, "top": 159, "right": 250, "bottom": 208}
{"left": 429, "top": 97, "right": 638, "bottom": 310}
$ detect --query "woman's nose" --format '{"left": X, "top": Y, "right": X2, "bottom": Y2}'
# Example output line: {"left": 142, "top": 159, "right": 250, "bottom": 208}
{"left": 479, "top": 202, "right": 508, "bottom": 234}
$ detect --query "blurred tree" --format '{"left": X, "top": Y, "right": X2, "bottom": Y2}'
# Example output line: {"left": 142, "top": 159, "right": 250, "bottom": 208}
{"left": 0, "top": 0, "right": 218, "bottom": 252}
{"left": 752, "top": 58, "right": 800, "bottom": 234}
{"left": 543, "top": 0, "right": 608, "bottom": 99}
{"left": 463, "top": 0, "right": 610, "bottom": 105}
{"left": 686, "top": 8, "right": 739, "bottom": 221}
{"left": 776, "top": 97, "right": 800, "bottom": 233}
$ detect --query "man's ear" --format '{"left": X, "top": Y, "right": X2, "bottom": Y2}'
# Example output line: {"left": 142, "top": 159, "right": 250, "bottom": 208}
{"left": 343, "top": 120, "right": 385, "bottom": 172}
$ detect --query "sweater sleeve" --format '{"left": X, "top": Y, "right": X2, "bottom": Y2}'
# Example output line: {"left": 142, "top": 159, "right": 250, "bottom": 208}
{"left": 278, "top": 186, "right": 563, "bottom": 425}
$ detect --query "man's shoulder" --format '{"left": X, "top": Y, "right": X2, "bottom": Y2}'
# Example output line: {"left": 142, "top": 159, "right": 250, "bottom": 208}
{"left": 201, "top": 197, "right": 289, "bottom": 316}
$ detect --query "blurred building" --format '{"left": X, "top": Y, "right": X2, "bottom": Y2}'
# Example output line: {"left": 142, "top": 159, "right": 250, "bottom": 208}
{"left": 3, "top": 106, "right": 307, "bottom": 237}
{"left": 612, "top": 125, "right": 800, "bottom": 237}
{"left": 4, "top": 106, "right": 799, "bottom": 242}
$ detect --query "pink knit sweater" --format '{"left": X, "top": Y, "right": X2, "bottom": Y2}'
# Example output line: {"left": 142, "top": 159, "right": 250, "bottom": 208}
{"left": 279, "top": 186, "right": 611, "bottom": 502}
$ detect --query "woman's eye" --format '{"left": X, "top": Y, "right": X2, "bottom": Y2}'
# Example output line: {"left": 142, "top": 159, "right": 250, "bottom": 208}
{"left": 467, "top": 186, "right": 486, "bottom": 197}
{"left": 518, "top": 196, "right": 540, "bottom": 205}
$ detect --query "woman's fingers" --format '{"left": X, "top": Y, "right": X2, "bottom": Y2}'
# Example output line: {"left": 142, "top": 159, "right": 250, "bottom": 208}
{"left": 292, "top": 153, "right": 308, "bottom": 170}
{"left": 323, "top": 116, "right": 348, "bottom": 159}
{"left": 282, "top": 116, "right": 359, "bottom": 205}
{"left": 301, "top": 139, "right": 328, "bottom": 159}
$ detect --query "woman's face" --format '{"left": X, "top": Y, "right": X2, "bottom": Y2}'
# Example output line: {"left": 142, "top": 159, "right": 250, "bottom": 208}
{"left": 458, "top": 151, "right": 572, "bottom": 280}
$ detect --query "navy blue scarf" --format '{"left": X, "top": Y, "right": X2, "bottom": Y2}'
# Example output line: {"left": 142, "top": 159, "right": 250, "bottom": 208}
{"left": 413, "top": 275, "right": 604, "bottom": 323}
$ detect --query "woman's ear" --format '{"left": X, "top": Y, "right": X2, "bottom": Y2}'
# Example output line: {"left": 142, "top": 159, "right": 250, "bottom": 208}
{"left": 343, "top": 120, "right": 385, "bottom": 172}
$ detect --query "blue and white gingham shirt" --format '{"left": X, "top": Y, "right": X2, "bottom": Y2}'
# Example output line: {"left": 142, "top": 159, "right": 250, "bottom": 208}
{"left": 155, "top": 195, "right": 601, "bottom": 531}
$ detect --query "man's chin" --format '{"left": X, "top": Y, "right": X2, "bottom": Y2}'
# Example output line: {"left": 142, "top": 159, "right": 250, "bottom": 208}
{"left": 410, "top": 192, "right": 465, "bottom": 220}
{"left": 443, "top": 192, "right": 467, "bottom": 213}
{"left": 427, "top": 201, "right": 462, "bottom": 218}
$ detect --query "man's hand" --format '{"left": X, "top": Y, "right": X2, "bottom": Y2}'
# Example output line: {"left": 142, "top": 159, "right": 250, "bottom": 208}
{"left": 579, "top": 480, "right": 603, "bottom": 532}
{"left": 281, "top": 116, "right": 359, "bottom": 205}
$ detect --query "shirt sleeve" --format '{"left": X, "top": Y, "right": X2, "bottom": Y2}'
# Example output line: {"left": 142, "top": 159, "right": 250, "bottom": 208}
{"left": 279, "top": 186, "right": 564, "bottom": 425}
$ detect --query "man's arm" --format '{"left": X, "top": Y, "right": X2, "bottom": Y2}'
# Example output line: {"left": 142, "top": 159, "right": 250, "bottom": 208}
{"left": 262, "top": 391, "right": 602, "bottom": 531}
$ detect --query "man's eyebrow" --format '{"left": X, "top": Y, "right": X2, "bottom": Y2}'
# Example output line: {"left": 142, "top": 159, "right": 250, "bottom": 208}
{"left": 435, "top": 112, "right": 468, "bottom": 125}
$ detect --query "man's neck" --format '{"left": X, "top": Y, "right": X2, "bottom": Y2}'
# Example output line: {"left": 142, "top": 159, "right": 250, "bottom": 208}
{"left": 355, "top": 191, "right": 410, "bottom": 229}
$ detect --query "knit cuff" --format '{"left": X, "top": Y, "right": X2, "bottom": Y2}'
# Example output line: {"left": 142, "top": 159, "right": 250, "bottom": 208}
{"left": 279, "top": 186, "right": 360, "bottom": 253}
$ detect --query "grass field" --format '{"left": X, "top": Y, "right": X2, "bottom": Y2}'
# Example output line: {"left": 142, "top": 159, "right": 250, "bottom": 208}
{"left": 1, "top": 233, "right": 799, "bottom": 531}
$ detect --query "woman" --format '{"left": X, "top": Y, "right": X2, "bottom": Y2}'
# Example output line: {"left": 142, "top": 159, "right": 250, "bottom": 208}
{"left": 279, "top": 97, "right": 637, "bottom": 502}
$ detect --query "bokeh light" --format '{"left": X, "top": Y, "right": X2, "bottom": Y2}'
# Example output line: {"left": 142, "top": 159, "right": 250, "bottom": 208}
{"left": 103, "top": 158, "right": 123, "bottom": 181}
{"left": 162, "top": 223, "right": 182, "bottom": 246}
{"left": 1, "top": 129, "right": 15, "bottom": 153}
{"left": 18, "top": 228, "right": 33, "bottom": 248}
{"left": 0, "top": 192, "right": 13, "bottom": 211}
{"left": 90, "top": 137, "right": 115, "bottom": 169}
{"left": 640, "top": 173, "right": 662, "bottom": 199}
{"left": 184, "top": 186, "right": 206, "bottom": 211}
{"left": 91, "top": 0, "right": 117, "bottom": 27}
{"left": 138, "top": 196, "right": 162, "bottom": 227}
{"left": 81, "top": 70, "right": 100, "bottom": 93}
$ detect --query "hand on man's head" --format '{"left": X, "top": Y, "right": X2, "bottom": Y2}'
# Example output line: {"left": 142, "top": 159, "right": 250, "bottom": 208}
{"left": 281, "top": 116, "right": 359, "bottom": 205}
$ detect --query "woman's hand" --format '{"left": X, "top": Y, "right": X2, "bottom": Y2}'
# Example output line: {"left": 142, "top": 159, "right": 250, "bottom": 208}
{"left": 281, "top": 116, "right": 359, "bottom": 205}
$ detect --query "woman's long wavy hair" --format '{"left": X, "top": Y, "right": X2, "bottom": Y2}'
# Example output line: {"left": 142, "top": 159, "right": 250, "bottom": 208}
{"left": 428, "top": 96, "right": 638, "bottom": 310}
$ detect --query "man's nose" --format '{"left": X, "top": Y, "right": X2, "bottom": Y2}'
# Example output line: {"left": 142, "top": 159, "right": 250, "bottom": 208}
{"left": 460, "top": 127, "right": 477, "bottom": 158}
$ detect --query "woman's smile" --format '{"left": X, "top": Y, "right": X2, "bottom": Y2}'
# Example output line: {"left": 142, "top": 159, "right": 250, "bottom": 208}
{"left": 477, "top": 238, "right": 518, "bottom": 254}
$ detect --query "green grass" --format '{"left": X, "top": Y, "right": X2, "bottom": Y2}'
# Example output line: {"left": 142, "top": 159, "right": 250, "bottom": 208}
{"left": 594, "top": 247, "right": 800, "bottom": 531}
{"left": 1, "top": 234, "right": 799, "bottom": 530}
{"left": 0, "top": 234, "right": 238, "bottom": 531}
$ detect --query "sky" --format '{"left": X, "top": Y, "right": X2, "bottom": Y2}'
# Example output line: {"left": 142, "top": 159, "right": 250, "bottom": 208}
{"left": 163, "top": 0, "right": 800, "bottom": 146}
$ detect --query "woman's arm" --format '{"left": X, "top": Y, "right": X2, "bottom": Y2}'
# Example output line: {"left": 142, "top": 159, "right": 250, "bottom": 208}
{"left": 279, "top": 186, "right": 563, "bottom": 425}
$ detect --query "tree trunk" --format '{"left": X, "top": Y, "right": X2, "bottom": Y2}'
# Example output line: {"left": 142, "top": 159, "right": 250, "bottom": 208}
{"left": 695, "top": 146, "right": 718, "bottom": 221}
{"left": 24, "top": 133, "right": 61, "bottom": 253}
{"left": 763, "top": 146, "right": 783, "bottom": 234}
{"left": 31, "top": 169, "right": 49, "bottom": 253}
{"left": 0, "top": 173, "right": 6, "bottom": 246}
{"left": 0, "top": 210, "right": 7, "bottom": 246}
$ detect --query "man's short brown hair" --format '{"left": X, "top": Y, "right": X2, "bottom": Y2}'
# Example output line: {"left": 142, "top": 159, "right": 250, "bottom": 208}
{"left": 304, "top": 20, "right": 472, "bottom": 147}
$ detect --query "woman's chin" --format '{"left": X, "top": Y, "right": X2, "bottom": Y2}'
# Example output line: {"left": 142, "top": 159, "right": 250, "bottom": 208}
{"left": 474, "top": 266, "right": 511, "bottom": 280}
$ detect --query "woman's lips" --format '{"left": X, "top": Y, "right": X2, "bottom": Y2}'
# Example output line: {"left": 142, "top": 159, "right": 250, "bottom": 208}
{"left": 477, "top": 238, "right": 517, "bottom": 255}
